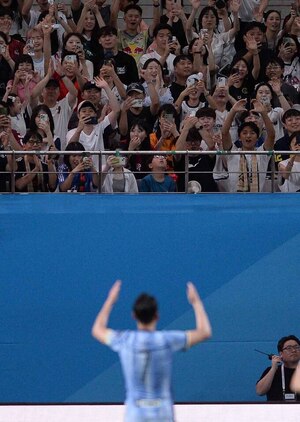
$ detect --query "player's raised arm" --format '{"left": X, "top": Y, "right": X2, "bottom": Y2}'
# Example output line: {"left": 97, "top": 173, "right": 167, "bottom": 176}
{"left": 186, "top": 282, "right": 212, "bottom": 347}
{"left": 91, "top": 280, "right": 122, "bottom": 344}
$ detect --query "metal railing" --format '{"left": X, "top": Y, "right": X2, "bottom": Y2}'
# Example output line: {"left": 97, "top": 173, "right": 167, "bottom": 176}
{"left": 0, "top": 149, "right": 297, "bottom": 194}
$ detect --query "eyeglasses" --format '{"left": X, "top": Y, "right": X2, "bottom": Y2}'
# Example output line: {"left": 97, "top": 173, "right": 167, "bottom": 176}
{"left": 28, "top": 139, "right": 43, "bottom": 145}
{"left": 153, "top": 155, "right": 167, "bottom": 159}
{"left": 266, "top": 65, "right": 281, "bottom": 70}
{"left": 282, "top": 345, "right": 300, "bottom": 352}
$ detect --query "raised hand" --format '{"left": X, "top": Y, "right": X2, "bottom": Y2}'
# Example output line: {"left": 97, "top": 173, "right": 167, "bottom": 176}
{"left": 186, "top": 282, "right": 201, "bottom": 305}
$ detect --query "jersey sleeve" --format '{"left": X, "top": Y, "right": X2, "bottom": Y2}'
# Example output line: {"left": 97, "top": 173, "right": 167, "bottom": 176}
{"left": 163, "top": 330, "right": 188, "bottom": 352}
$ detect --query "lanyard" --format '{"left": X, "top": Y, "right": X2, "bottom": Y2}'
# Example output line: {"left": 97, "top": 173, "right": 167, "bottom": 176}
{"left": 281, "top": 364, "right": 286, "bottom": 394}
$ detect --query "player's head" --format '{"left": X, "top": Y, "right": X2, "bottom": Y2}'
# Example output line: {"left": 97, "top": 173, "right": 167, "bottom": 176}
{"left": 133, "top": 293, "right": 158, "bottom": 324}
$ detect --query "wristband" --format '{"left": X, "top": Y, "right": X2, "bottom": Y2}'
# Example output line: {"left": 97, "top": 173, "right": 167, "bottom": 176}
{"left": 153, "top": 3, "right": 160, "bottom": 6}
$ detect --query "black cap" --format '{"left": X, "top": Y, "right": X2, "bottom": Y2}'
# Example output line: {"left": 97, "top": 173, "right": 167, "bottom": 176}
{"left": 126, "top": 83, "right": 145, "bottom": 95}
{"left": 82, "top": 81, "right": 101, "bottom": 91}
{"left": 77, "top": 100, "right": 97, "bottom": 113}
{"left": 45, "top": 78, "right": 60, "bottom": 89}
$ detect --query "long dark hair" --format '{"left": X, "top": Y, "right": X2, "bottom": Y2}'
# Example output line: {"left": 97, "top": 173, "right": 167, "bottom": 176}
{"left": 63, "top": 141, "right": 85, "bottom": 170}
{"left": 30, "top": 104, "right": 55, "bottom": 136}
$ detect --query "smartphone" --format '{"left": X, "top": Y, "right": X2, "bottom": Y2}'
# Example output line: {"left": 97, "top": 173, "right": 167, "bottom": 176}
{"left": 65, "top": 54, "right": 76, "bottom": 63}
{"left": 39, "top": 113, "right": 48, "bottom": 122}
{"left": 48, "top": 0, "right": 54, "bottom": 4}
{"left": 187, "top": 75, "right": 198, "bottom": 87}
{"left": 296, "top": 133, "right": 300, "bottom": 145}
{"left": 0, "top": 106, "right": 8, "bottom": 116}
{"left": 0, "top": 45, "right": 5, "bottom": 54}
{"left": 51, "top": 24, "right": 60, "bottom": 29}
{"left": 103, "top": 59, "right": 113, "bottom": 66}
{"left": 200, "top": 28, "right": 208, "bottom": 39}
{"left": 217, "top": 76, "right": 227, "bottom": 87}
{"left": 132, "top": 99, "right": 143, "bottom": 108}
{"left": 164, "top": 113, "right": 174, "bottom": 122}
{"left": 216, "top": 0, "right": 226, "bottom": 9}
{"left": 87, "top": 116, "right": 98, "bottom": 125}
{"left": 231, "top": 67, "right": 239, "bottom": 75}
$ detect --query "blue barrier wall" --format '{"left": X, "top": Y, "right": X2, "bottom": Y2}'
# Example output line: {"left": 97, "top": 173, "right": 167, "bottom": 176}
{"left": 0, "top": 194, "right": 299, "bottom": 403}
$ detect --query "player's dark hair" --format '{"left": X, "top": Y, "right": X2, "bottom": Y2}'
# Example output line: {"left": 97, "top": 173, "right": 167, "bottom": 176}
{"left": 133, "top": 293, "right": 158, "bottom": 324}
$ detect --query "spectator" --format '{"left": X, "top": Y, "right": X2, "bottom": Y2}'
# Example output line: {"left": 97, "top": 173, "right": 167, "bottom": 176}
{"left": 0, "top": 7, "right": 24, "bottom": 62}
{"left": 102, "top": 154, "right": 138, "bottom": 193}
{"left": 127, "top": 119, "right": 151, "bottom": 179}
{"left": 215, "top": 98, "right": 275, "bottom": 192}
{"left": 264, "top": 10, "right": 282, "bottom": 50}
{"left": 186, "top": 1, "right": 240, "bottom": 69}
{"left": 117, "top": 4, "right": 160, "bottom": 64}
{"left": 140, "top": 58, "right": 173, "bottom": 106}
{"left": 233, "top": 21, "right": 275, "bottom": 83}
{"left": 15, "top": 130, "right": 57, "bottom": 192}
{"left": 58, "top": 141, "right": 98, "bottom": 192}
{"left": 175, "top": 122, "right": 218, "bottom": 192}
{"left": 256, "top": 335, "right": 300, "bottom": 401}
{"left": 0, "top": 123, "right": 17, "bottom": 192}
{"left": 278, "top": 131, "right": 300, "bottom": 192}
{"left": 8, "top": 54, "right": 40, "bottom": 104}
{"left": 254, "top": 81, "right": 290, "bottom": 142}
{"left": 95, "top": 25, "right": 139, "bottom": 86}
{"left": 169, "top": 54, "right": 193, "bottom": 102}
{"left": 160, "top": 0, "right": 188, "bottom": 49}
{"left": 265, "top": 57, "right": 299, "bottom": 106}
{"left": 277, "top": 35, "right": 300, "bottom": 91}
{"left": 139, "top": 23, "right": 179, "bottom": 83}
{"left": 31, "top": 63, "right": 78, "bottom": 150}
{"left": 119, "top": 82, "right": 159, "bottom": 138}
{"left": 140, "top": 154, "right": 177, "bottom": 192}
{"left": 0, "top": 32, "right": 14, "bottom": 99}
{"left": 66, "top": 78, "right": 120, "bottom": 170}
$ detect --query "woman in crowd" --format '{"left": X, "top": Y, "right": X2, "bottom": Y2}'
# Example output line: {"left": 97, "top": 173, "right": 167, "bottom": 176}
{"left": 58, "top": 141, "right": 98, "bottom": 192}
{"left": 278, "top": 131, "right": 300, "bottom": 192}
{"left": 127, "top": 120, "right": 152, "bottom": 180}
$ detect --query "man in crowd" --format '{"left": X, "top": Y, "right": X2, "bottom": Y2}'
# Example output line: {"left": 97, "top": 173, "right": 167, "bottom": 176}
{"left": 256, "top": 335, "right": 300, "bottom": 401}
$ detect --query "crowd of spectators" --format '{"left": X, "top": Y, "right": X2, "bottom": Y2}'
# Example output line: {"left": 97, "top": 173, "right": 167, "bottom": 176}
{"left": 0, "top": 0, "right": 300, "bottom": 193}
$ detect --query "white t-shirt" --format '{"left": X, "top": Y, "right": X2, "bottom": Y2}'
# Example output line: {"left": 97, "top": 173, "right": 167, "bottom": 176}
{"left": 268, "top": 108, "right": 284, "bottom": 143}
{"left": 49, "top": 95, "right": 77, "bottom": 151}
{"left": 214, "top": 144, "right": 271, "bottom": 192}
{"left": 139, "top": 51, "right": 176, "bottom": 78}
{"left": 279, "top": 160, "right": 300, "bottom": 192}
{"left": 66, "top": 115, "right": 111, "bottom": 170}
{"left": 239, "top": 0, "right": 261, "bottom": 22}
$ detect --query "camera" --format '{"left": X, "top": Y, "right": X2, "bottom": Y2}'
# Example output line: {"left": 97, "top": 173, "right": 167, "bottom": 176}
{"left": 216, "top": 0, "right": 226, "bottom": 9}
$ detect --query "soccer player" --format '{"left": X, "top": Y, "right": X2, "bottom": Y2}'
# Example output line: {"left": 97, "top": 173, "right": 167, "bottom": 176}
{"left": 92, "top": 280, "right": 212, "bottom": 422}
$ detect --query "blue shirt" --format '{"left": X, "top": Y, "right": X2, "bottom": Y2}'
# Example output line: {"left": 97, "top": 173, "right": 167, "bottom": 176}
{"left": 107, "top": 330, "right": 187, "bottom": 422}
{"left": 140, "top": 175, "right": 177, "bottom": 193}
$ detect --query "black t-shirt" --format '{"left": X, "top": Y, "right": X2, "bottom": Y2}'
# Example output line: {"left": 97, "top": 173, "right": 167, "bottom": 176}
{"left": 257, "top": 366, "right": 299, "bottom": 402}
{"left": 233, "top": 47, "right": 276, "bottom": 83}
{"left": 175, "top": 154, "right": 218, "bottom": 192}
{"left": 126, "top": 107, "right": 156, "bottom": 137}
{"left": 72, "top": 3, "right": 110, "bottom": 25}
{"left": 229, "top": 75, "right": 256, "bottom": 102}
{"left": 0, "top": 154, "right": 9, "bottom": 192}
{"left": 94, "top": 50, "right": 139, "bottom": 85}
{"left": 169, "top": 81, "right": 186, "bottom": 102}
{"left": 0, "top": 57, "right": 12, "bottom": 100}
{"left": 15, "top": 158, "right": 51, "bottom": 192}
{"left": 160, "top": 14, "right": 188, "bottom": 49}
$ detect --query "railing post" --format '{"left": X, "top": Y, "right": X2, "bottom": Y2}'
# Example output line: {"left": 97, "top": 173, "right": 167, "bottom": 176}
{"left": 11, "top": 151, "right": 15, "bottom": 194}
{"left": 184, "top": 151, "right": 189, "bottom": 194}
{"left": 271, "top": 151, "right": 275, "bottom": 193}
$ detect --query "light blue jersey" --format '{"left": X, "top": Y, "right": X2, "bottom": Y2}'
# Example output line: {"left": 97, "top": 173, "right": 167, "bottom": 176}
{"left": 107, "top": 330, "right": 187, "bottom": 422}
